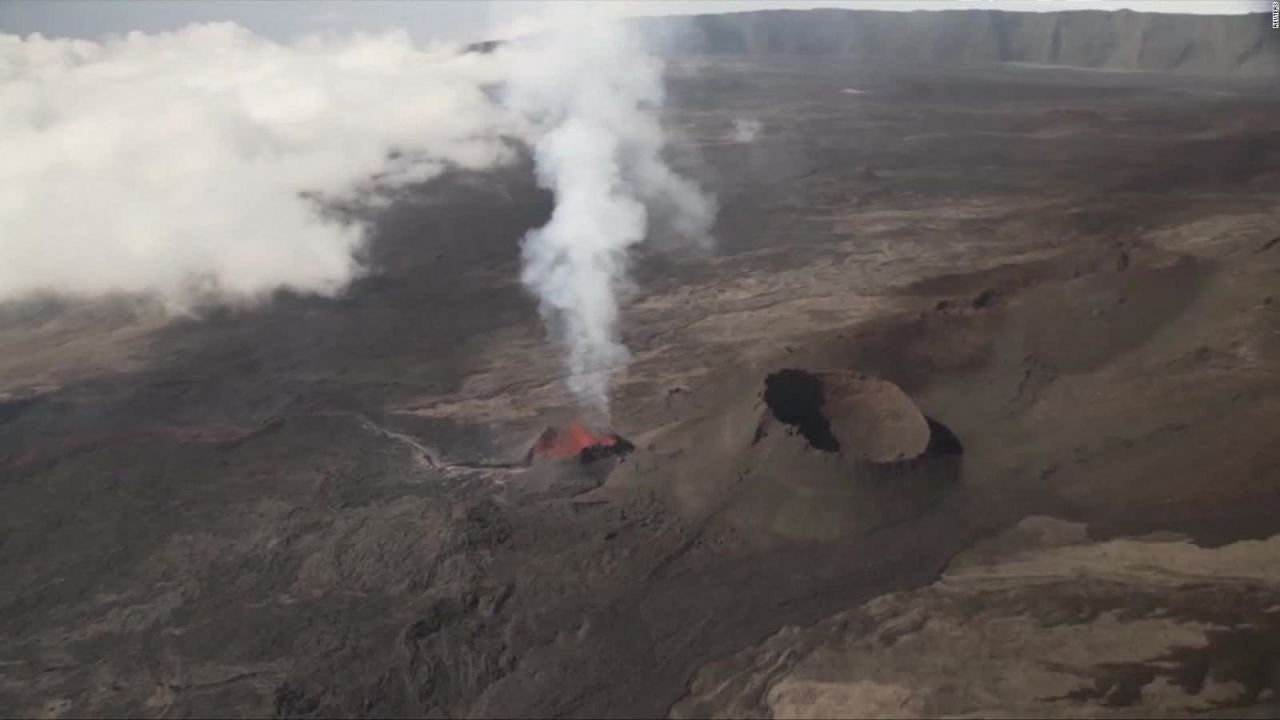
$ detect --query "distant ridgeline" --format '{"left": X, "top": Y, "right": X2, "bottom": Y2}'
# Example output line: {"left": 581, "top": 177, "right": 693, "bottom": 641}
{"left": 626, "top": 9, "right": 1280, "bottom": 76}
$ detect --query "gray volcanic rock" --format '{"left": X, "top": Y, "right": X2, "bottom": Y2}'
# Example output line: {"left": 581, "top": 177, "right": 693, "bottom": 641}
{"left": 672, "top": 516, "right": 1280, "bottom": 719}
{"left": 636, "top": 9, "right": 1280, "bottom": 76}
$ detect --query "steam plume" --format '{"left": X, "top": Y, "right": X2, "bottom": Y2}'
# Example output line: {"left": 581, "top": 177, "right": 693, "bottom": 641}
{"left": 1, "top": 18, "right": 714, "bottom": 421}
{"left": 502, "top": 19, "right": 714, "bottom": 420}
{"left": 733, "top": 118, "right": 763, "bottom": 143}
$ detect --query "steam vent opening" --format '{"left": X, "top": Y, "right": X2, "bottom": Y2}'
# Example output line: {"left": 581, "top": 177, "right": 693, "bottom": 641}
{"left": 763, "top": 369, "right": 842, "bottom": 452}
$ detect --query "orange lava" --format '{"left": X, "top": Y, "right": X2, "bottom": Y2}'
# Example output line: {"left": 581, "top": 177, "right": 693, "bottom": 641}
{"left": 530, "top": 420, "right": 616, "bottom": 460}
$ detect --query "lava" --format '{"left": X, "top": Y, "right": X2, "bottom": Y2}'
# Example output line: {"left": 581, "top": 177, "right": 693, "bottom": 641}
{"left": 529, "top": 420, "right": 615, "bottom": 459}
{"left": 526, "top": 420, "right": 633, "bottom": 464}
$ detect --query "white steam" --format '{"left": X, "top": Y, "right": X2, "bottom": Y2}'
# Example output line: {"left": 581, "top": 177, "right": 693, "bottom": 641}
{"left": 732, "top": 118, "right": 762, "bottom": 143}
{"left": 503, "top": 20, "right": 714, "bottom": 420}
{"left": 0, "top": 18, "right": 713, "bottom": 419}
{"left": 0, "top": 24, "right": 515, "bottom": 306}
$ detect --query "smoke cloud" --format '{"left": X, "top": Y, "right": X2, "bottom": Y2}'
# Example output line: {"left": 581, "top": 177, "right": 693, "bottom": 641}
{"left": 502, "top": 18, "right": 714, "bottom": 420}
{"left": 0, "top": 24, "right": 515, "bottom": 306}
{"left": 1, "top": 16, "right": 712, "bottom": 419}
{"left": 732, "top": 118, "right": 763, "bottom": 143}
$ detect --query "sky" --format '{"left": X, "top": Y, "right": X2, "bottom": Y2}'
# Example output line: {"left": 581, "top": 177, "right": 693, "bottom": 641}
{"left": 1, "top": 1, "right": 1270, "bottom": 45}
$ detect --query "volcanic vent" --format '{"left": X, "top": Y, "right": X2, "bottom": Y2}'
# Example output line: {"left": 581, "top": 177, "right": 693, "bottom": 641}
{"left": 756, "top": 369, "right": 963, "bottom": 464}
{"left": 525, "top": 421, "right": 635, "bottom": 465}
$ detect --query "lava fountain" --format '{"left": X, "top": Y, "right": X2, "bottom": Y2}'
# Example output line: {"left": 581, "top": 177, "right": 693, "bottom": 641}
{"left": 526, "top": 420, "right": 634, "bottom": 465}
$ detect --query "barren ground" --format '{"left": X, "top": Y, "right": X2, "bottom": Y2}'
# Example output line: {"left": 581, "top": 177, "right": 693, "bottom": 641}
{"left": 2, "top": 58, "right": 1279, "bottom": 718}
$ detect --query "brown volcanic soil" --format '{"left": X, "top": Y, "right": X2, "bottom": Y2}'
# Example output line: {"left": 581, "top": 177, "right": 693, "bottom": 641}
{"left": 1, "top": 56, "right": 1280, "bottom": 718}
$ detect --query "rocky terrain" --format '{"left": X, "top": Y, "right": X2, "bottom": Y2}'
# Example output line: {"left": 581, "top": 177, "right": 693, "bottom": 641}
{"left": 673, "top": 516, "right": 1280, "bottom": 719}
{"left": 2, "top": 12, "right": 1280, "bottom": 719}
{"left": 639, "top": 8, "right": 1280, "bottom": 76}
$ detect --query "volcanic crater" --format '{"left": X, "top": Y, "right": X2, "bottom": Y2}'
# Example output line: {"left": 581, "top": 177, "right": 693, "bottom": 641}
{"left": 758, "top": 368, "right": 963, "bottom": 469}
{"left": 526, "top": 421, "right": 636, "bottom": 465}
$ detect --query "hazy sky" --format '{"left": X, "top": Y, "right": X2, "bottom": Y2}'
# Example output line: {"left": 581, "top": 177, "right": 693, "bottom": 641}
{"left": 1, "top": 1, "right": 1270, "bottom": 44}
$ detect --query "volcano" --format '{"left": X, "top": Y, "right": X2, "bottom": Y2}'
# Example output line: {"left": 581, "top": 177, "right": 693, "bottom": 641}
{"left": 526, "top": 421, "right": 635, "bottom": 465}
{"left": 598, "top": 369, "right": 965, "bottom": 541}
{"left": 5, "top": 29, "right": 1278, "bottom": 720}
